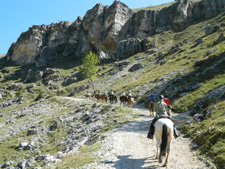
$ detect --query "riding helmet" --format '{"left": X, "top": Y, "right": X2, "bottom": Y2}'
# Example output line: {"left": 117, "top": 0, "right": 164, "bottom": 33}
{"left": 159, "top": 95, "right": 164, "bottom": 99}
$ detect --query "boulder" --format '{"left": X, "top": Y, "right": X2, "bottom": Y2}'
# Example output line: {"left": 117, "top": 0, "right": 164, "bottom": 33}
{"left": 204, "top": 48, "right": 217, "bottom": 56}
{"left": 49, "top": 120, "right": 59, "bottom": 131}
{"left": 215, "top": 33, "right": 225, "bottom": 44}
{"left": 26, "top": 83, "right": 36, "bottom": 89}
{"left": 128, "top": 63, "right": 144, "bottom": 72}
{"left": 113, "top": 60, "right": 131, "bottom": 69}
{"left": 204, "top": 24, "right": 221, "bottom": 35}
{"left": 26, "top": 70, "right": 44, "bottom": 82}
{"left": 7, "top": 83, "right": 23, "bottom": 91}
{"left": 27, "top": 126, "right": 37, "bottom": 136}
{"left": 1, "top": 161, "right": 14, "bottom": 168}
{"left": 98, "top": 51, "right": 108, "bottom": 60}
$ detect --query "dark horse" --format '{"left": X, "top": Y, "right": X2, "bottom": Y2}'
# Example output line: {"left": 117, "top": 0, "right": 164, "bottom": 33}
{"left": 120, "top": 95, "right": 127, "bottom": 106}
{"left": 101, "top": 95, "right": 108, "bottom": 103}
{"left": 109, "top": 95, "right": 117, "bottom": 104}
{"left": 94, "top": 94, "right": 102, "bottom": 102}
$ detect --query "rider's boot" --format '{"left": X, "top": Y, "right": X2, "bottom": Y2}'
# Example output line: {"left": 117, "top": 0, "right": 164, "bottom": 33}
{"left": 147, "top": 127, "right": 154, "bottom": 139}
{"left": 173, "top": 127, "right": 180, "bottom": 138}
{"left": 147, "top": 117, "right": 157, "bottom": 139}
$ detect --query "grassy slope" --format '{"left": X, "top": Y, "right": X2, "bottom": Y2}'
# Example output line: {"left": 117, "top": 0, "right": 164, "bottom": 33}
{"left": 0, "top": 96, "right": 140, "bottom": 167}
{"left": 1, "top": 10, "right": 225, "bottom": 169}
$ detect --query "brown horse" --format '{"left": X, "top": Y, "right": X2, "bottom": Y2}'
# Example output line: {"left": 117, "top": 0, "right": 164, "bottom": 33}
{"left": 120, "top": 95, "right": 127, "bottom": 106}
{"left": 85, "top": 94, "right": 91, "bottom": 99}
{"left": 128, "top": 97, "right": 135, "bottom": 108}
{"left": 101, "top": 95, "right": 108, "bottom": 103}
{"left": 109, "top": 95, "right": 117, "bottom": 104}
{"left": 95, "top": 94, "right": 102, "bottom": 102}
{"left": 149, "top": 101, "right": 155, "bottom": 116}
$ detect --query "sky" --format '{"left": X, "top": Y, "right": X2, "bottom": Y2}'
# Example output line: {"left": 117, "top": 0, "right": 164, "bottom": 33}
{"left": 0, "top": 0, "right": 173, "bottom": 55}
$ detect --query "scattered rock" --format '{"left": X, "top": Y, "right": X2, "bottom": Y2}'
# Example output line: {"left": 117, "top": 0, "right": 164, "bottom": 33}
{"left": 113, "top": 60, "right": 131, "bottom": 69}
{"left": 128, "top": 63, "right": 144, "bottom": 72}
{"left": 35, "top": 155, "right": 45, "bottom": 162}
{"left": 204, "top": 24, "right": 220, "bottom": 35}
{"left": 1, "top": 161, "right": 14, "bottom": 168}
{"left": 49, "top": 120, "right": 59, "bottom": 131}
{"left": 215, "top": 33, "right": 225, "bottom": 44}
{"left": 204, "top": 48, "right": 217, "bottom": 56}
{"left": 26, "top": 83, "right": 36, "bottom": 89}
{"left": 27, "top": 126, "right": 37, "bottom": 136}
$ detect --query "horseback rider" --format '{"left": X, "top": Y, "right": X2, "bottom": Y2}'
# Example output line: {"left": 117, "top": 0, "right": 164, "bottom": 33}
{"left": 147, "top": 95, "right": 180, "bottom": 139}
{"left": 87, "top": 91, "right": 91, "bottom": 96}
{"left": 149, "top": 93, "right": 155, "bottom": 116}
{"left": 97, "top": 90, "right": 101, "bottom": 96}
{"left": 104, "top": 90, "right": 107, "bottom": 96}
{"left": 127, "top": 91, "right": 132, "bottom": 99}
{"left": 109, "top": 90, "right": 114, "bottom": 97}
{"left": 110, "top": 90, "right": 114, "bottom": 96}
{"left": 121, "top": 92, "right": 126, "bottom": 96}
{"left": 163, "top": 95, "right": 172, "bottom": 116}
{"left": 149, "top": 94, "right": 155, "bottom": 102}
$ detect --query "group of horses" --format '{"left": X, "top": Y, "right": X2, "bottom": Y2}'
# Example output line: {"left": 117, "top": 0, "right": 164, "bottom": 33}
{"left": 85, "top": 93, "right": 135, "bottom": 107}
{"left": 86, "top": 92, "right": 174, "bottom": 166}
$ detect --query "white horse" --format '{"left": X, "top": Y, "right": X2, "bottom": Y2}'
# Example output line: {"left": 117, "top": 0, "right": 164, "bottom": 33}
{"left": 154, "top": 118, "right": 174, "bottom": 166}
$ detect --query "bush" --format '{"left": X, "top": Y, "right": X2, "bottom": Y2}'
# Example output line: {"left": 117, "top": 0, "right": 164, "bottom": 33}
{"left": 35, "top": 91, "right": 45, "bottom": 101}
{"left": 15, "top": 90, "right": 22, "bottom": 97}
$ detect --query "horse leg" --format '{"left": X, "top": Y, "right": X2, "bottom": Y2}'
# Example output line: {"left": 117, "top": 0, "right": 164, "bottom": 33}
{"left": 149, "top": 103, "right": 152, "bottom": 116}
{"left": 164, "top": 136, "right": 171, "bottom": 166}
{"left": 156, "top": 142, "right": 159, "bottom": 159}
{"left": 164, "top": 147, "right": 170, "bottom": 166}
{"left": 159, "top": 148, "right": 163, "bottom": 163}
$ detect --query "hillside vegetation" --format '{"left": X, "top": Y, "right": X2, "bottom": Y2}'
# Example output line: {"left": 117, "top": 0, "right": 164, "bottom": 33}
{"left": 1, "top": 4, "right": 225, "bottom": 169}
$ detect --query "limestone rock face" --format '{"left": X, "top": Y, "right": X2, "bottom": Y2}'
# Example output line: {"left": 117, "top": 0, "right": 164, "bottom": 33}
{"left": 6, "top": 0, "right": 225, "bottom": 66}
{"left": 116, "top": 38, "right": 142, "bottom": 58}
{"left": 7, "top": 25, "right": 46, "bottom": 65}
{"left": 82, "top": 1, "right": 133, "bottom": 52}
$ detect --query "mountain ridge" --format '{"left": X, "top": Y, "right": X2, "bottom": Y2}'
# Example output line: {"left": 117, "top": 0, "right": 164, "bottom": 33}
{"left": 6, "top": 0, "right": 225, "bottom": 67}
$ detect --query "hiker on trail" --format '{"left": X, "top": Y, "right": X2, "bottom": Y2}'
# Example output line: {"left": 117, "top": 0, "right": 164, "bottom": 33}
{"left": 147, "top": 95, "right": 180, "bottom": 139}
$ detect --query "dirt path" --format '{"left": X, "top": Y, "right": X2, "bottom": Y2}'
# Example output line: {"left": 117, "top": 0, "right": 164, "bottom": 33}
{"left": 61, "top": 97, "right": 206, "bottom": 168}
{"left": 84, "top": 108, "right": 207, "bottom": 169}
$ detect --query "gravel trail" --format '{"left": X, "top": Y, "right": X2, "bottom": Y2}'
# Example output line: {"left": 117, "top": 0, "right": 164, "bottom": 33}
{"left": 85, "top": 108, "right": 207, "bottom": 169}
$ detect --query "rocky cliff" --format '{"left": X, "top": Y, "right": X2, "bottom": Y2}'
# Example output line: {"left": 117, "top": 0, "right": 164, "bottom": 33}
{"left": 6, "top": 0, "right": 225, "bottom": 67}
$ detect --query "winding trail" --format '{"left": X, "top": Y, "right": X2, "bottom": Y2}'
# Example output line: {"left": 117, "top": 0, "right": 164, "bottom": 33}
{"left": 85, "top": 108, "right": 206, "bottom": 169}
{"left": 62, "top": 97, "right": 206, "bottom": 168}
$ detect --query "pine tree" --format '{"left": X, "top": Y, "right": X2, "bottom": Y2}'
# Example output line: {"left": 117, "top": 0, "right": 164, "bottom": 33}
{"left": 79, "top": 51, "right": 100, "bottom": 83}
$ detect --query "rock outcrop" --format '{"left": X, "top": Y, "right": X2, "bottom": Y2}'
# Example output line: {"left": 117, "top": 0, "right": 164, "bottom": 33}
{"left": 6, "top": 0, "right": 225, "bottom": 67}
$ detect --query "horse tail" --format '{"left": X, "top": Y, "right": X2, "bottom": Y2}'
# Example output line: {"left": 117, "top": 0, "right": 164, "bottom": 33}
{"left": 161, "top": 124, "right": 168, "bottom": 156}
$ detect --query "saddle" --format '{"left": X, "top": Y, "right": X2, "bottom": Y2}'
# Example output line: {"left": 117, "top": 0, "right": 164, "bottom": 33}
{"left": 156, "top": 115, "right": 178, "bottom": 123}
